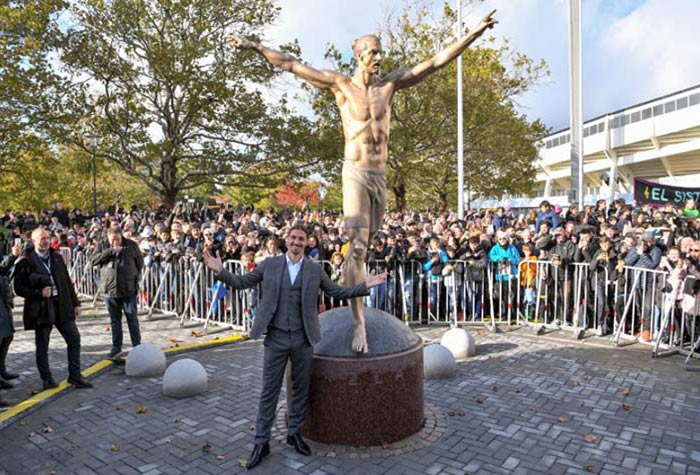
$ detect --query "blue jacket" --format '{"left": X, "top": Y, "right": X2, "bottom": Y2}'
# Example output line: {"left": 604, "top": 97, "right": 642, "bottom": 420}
{"left": 493, "top": 215, "right": 507, "bottom": 229}
{"left": 423, "top": 249, "right": 448, "bottom": 283}
{"left": 535, "top": 210, "right": 560, "bottom": 233}
{"left": 489, "top": 243, "right": 521, "bottom": 281}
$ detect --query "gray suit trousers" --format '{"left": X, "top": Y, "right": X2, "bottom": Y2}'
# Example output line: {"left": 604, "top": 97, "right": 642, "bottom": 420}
{"left": 255, "top": 327, "right": 313, "bottom": 444}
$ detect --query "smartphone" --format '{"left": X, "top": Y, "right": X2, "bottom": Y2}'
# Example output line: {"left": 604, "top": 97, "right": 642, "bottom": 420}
{"left": 14, "top": 238, "right": 21, "bottom": 246}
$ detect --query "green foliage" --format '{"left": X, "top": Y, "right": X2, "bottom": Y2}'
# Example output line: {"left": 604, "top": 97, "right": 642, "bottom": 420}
{"left": 2, "top": 0, "right": 340, "bottom": 209}
{"left": 0, "top": 144, "right": 154, "bottom": 212}
{"left": 0, "top": 0, "right": 67, "bottom": 176}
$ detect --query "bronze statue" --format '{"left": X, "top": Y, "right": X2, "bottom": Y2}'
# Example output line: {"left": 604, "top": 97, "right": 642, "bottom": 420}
{"left": 230, "top": 10, "right": 496, "bottom": 353}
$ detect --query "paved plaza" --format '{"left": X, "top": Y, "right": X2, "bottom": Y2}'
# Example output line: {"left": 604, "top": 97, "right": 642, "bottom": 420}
{"left": 1, "top": 304, "right": 700, "bottom": 475}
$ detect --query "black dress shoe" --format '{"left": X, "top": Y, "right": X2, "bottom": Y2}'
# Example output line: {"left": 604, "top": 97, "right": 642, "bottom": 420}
{"left": 0, "top": 379, "right": 12, "bottom": 390}
{"left": 43, "top": 378, "right": 58, "bottom": 390}
{"left": 246, "top": 442, "right": 270, "bottom": 470}
{"left": 1, "top": 371, "right": 19, "bottom": 380}
{"left": 107, "top": 347, "right": 122, "bottom": 359}
{"left": 67, "top": 376, "right": 93, "bottom": 389}
{"left": 286, "top": 433, "right": 311, "bottom": 456}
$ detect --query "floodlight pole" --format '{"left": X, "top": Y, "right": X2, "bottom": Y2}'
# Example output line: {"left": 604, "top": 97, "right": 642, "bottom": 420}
{"left": 457, "top": 0, "right": 465, "bottom": 217}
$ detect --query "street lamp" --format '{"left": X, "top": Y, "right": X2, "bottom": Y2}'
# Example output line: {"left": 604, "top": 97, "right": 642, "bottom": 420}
{"left": 85, "top": 133, "right": 99, "bottom": 217}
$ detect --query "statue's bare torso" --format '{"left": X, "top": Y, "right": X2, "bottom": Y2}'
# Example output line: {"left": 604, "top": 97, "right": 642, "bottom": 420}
{"left": 335, "top": 78, "right": 393, "bottom": 171}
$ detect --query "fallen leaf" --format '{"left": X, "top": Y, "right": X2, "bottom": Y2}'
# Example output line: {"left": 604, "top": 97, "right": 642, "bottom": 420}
{"left": 457, "top": 410, "right": 465, "bottom": 417}
{"left": 238, "top": 459, "right": 248, "bottom": 467}
{"left": 168, "top": 337, "right": 179, "bottom": 343}
{"left": 583, "top": 434, "right": 597, "bottom": 443}
{"left": 190, "top": 330, "right": 203, "bottom": 338}
{"left": 567, "top": 380, "right": 580, "bottom": 387}
{"left": 557, "top": 416, "right": 569, "bottom": 423}
{"left": 448, "top": 411, "right": 455, "bottom": 416}
{"left": 491, "top": 384, "right": 499, "bottom": 392}
{"left": 249, "top": 425, "right": 254, "bottom": 431}
{"left": 50, "top": 470, "right": 57, "bottom": 475}
{"left": 41, "top": 425, "right": 53, "bottom": 434}
{"left": 110, "top": 443, "right": 119, "bottom": 452}
{"left": 381, "top": 441, "right": 390, "bottom": 449}
{"left": 136, "top": 405, "right": 148, "bottom": 414}
{"left": 475, "top": 397, "right": 484, "bottom": 404}
{"left": 621, "top": 388, "right": 631, "bottom": 397}
{"left": 172, "top": 417, "right": 181, "bottom": 423}
{"left": 514, "top": 388, "right": 522, "bottom": 394}
{"left": 104, "top": 326, "right": 111, "bottom": 332}
{"left": 582, "top": 374, "right": 591, "bottom": 381}
{"left": 202, "top": 441, "right": 212, "bottom": 453}
{"left": 584, "top": 465, "right": 594, "bottom": 472}
{"left": 30, "top": 390, "right": 40, "bottom": 396}
{"left": 621, "top": 403, "right": 633, "bottom": 412}
{"left": 27, "top": 432, "right": 37, "bottom": 438}
{"left": 216, "top": 455, "right": 225, "bottom": 461}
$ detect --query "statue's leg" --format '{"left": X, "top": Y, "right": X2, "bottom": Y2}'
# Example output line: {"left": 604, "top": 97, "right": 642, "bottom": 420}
{"left": 344, "top": 227, "right": 370, "bottom": 353}
{"left": 342, "top": 164, "right": 373, "bottom": 353}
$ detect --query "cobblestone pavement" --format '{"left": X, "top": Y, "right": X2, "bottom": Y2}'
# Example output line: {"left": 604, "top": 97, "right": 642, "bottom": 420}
{"left": 0, "top": 299, "right": 242, "bottom": 404}
{"left": 1, "top": 319, "right": 699, "bottom": 475}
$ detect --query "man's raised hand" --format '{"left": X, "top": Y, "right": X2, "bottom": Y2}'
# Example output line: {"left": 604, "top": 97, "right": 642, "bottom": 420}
{"left": 202, "top": 246, "right": 223, "bottom": 274}
{"left": 365, "top": 272, "right": 388, "bottom": 289}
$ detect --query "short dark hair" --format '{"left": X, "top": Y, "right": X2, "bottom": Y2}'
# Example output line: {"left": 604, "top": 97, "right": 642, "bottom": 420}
{"left": 289, "top": 224, "right": 308, "bottom": 236}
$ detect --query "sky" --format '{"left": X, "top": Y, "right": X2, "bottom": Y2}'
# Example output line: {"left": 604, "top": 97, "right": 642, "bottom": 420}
{"left": 261, "top": 0, "right": 700, "bottom": 133}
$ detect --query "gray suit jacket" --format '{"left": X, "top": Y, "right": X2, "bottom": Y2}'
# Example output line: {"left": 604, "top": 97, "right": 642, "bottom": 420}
{"left": 215, "top": 255, "right": 369, "bottom": 344}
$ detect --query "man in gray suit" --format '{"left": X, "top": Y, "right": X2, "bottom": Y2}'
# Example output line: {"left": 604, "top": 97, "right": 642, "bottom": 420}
{"left": 203, "top": 224, "right": 385, "bottom": 469}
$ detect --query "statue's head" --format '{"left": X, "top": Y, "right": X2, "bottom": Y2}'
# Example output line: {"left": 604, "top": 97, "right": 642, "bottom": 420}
{"left": 352, "top": 34, "right": 382, "bottom": 74}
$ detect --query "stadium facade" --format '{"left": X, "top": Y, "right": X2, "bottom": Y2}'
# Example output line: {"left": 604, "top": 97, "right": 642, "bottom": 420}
{"left": 475, "top": 84, "right": 700, "bottom": 208}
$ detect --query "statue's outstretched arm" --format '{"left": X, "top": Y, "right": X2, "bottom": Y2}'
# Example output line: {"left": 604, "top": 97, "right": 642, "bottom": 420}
{"left": 230, "top": 35, "right": 342, "bottom": 90}
{"left": 385, "top": 10, "right": 497, "bottom": 90}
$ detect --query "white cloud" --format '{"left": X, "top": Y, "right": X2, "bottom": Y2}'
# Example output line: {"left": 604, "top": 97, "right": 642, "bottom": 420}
{"left": 601, "top": 0, "right": 700, "bottom": 103}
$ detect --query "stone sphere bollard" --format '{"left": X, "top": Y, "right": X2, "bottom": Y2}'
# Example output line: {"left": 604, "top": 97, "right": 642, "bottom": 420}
{"left": 162, "top": 359, "right": 208, "bottom": 398}
{"left": 125, "top": 343, "right": 166, "bottom": 377}
{"left": 423, "top": 344, "right": 457, "bottom": 379}
{"left": 440, "top": 328, "right": 476, "bottom": 360}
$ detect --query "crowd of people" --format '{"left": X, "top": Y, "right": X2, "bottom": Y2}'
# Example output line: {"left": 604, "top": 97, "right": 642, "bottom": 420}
{"left": 1, "top": 197, "right": 700, "bottom": 404}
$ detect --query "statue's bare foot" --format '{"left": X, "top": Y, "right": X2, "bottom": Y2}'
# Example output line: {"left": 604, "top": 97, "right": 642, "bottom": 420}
{"left": 352, "top": 322, "right": 368, "bottom": 353}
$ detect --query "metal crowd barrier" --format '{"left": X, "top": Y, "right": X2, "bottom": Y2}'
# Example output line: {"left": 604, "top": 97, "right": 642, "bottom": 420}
{"left": 64, "top": 245, "right": 699, "bottom": 356}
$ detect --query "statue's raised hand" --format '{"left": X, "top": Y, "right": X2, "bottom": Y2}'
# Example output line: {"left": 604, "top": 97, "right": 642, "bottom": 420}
{"left": 228, "top": 35, "right": 256, "bottom": 50}
{"left": 477, "top": 9, "right": 498, "bottom": 31}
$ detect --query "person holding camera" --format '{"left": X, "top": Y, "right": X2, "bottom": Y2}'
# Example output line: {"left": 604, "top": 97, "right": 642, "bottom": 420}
{"left": 91, "top": 227, "right": 144, "bottom": 358}
{"left": 624, "top": 231, "right": 662, "bottom": 341}
{"left": 462, "top": 236, "right": 487, "bottom": 320}
{"left": 423, "top": 237, "right": 449, "bottom": 320}
{"left": 589, "top": 237, "right": 618, "bottom": 336}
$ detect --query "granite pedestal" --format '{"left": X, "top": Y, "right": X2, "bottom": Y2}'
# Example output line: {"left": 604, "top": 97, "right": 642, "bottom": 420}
{"left": 300, "top": 307, "right": 424, "bottom": 446}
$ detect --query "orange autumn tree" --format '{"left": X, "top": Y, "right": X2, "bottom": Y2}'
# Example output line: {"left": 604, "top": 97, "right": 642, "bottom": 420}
{"left": 274, "top": 181, "right": 321, "bottom": 209}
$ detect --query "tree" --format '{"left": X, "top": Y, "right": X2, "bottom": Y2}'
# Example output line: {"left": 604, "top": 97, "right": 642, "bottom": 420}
{"left": 0, "top": 0, "right": 67, "bottom": 177}
{"left": 304, "top": 1, "right": 548, "bottom": 211}
{"left": 49, "top": 0, "right": 334, "bottom": 207}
